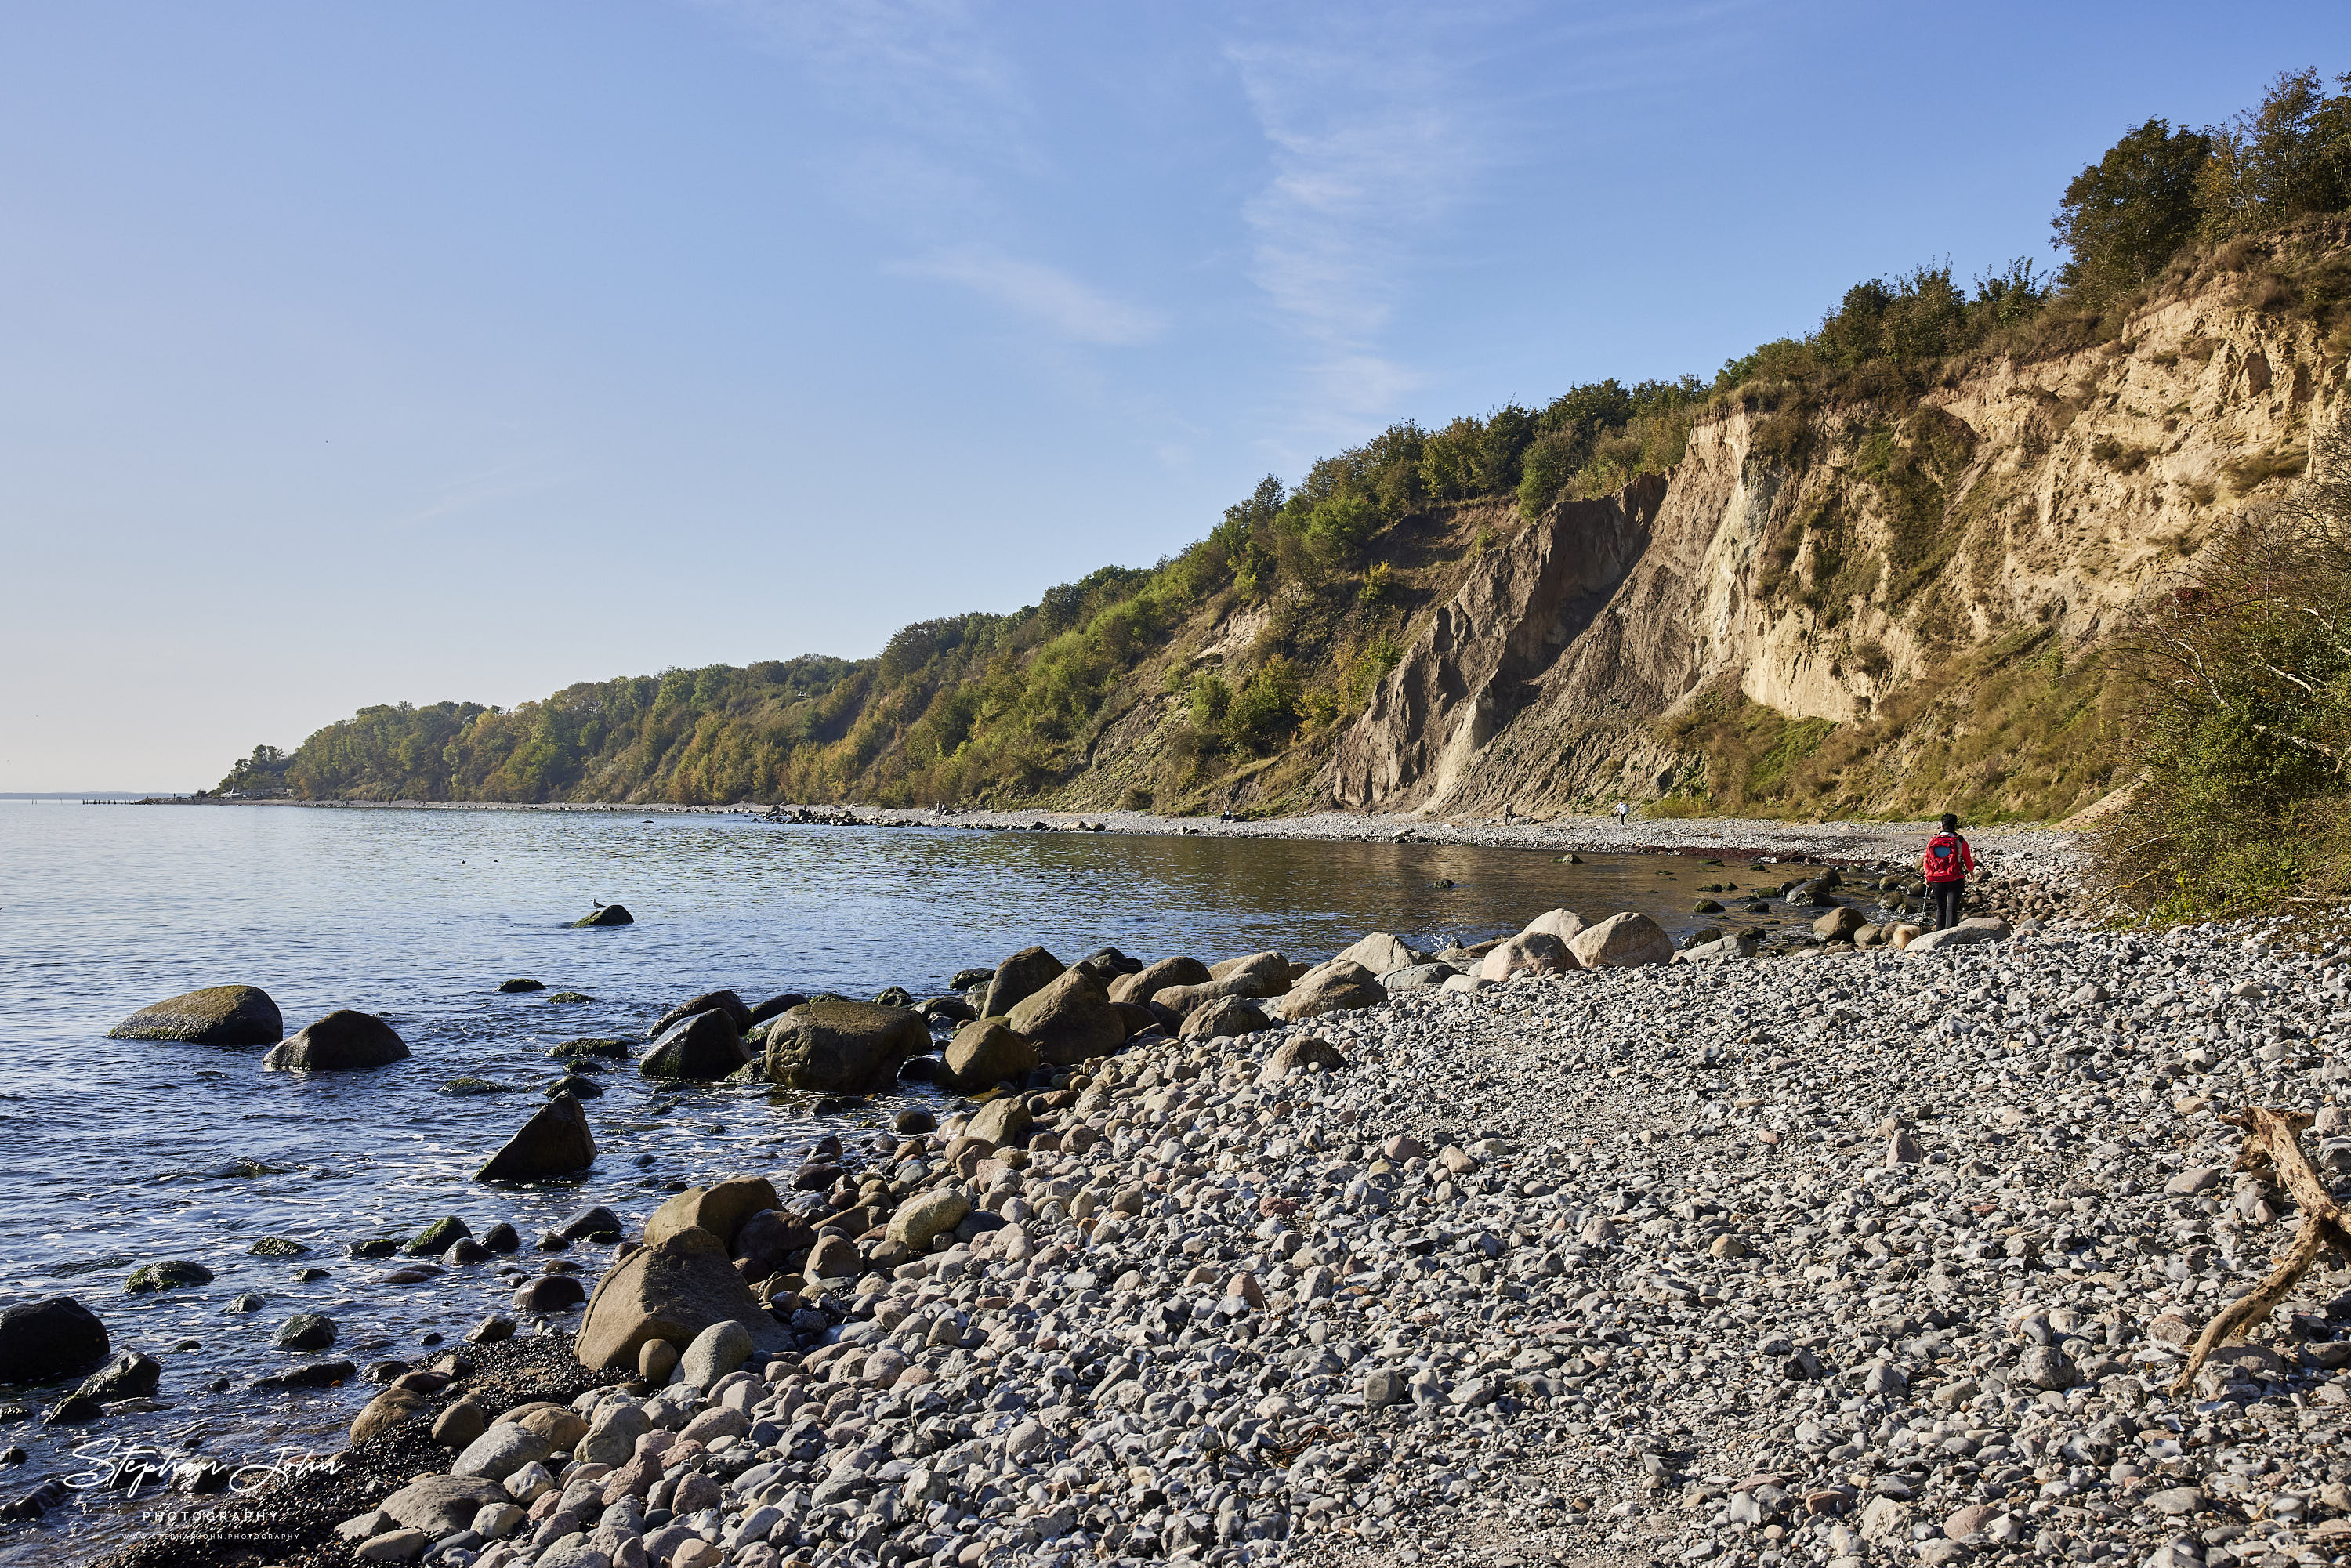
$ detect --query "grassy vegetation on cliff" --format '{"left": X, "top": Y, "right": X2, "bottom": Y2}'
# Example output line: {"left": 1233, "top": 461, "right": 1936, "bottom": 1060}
{"left": 2088, "top": 417, "right": 2351, "bottom": 918}
{"left": 217, "top": 67, "right": 2351, "bottom": 817}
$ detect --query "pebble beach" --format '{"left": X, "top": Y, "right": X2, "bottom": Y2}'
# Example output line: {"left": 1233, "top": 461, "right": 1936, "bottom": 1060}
{"left": 53, "top": 820, "right": 2351, "bottom": 1568}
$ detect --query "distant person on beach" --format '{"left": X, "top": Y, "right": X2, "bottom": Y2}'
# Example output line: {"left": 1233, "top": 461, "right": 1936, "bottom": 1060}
{"left": 1922, "top": 813, "right": 1975, "bottom": 930}
{"left": 1612, "top": 800, "right": 1629, "bottom": 826}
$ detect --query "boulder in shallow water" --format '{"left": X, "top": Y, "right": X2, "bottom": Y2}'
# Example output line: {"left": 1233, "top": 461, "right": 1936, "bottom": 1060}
{"left": 571, "top": 904, "right": 632, "bottom": 927}
{"left": 263, "top": 1010, "right": 410, "bottom": 1071}
{"left": 275, "top": 1313, "right": 337, "bottom": 1353}
{"left": 980, "top": 947, "right": 1065, "bottom": 1019}
{"left": 651, "top": 989, "right": 751, "bottom": 1037}
{"left": 1107, "top": 955, "right": 1212, "bottom": 1005}
{"left": 574, "top": 1226, "right": 788, "bottom": 1372}
{"left": 939, "top": 1019, "right": 1038, "bottom": 1091}
{"left": 763, "top": 1001, "right": 926, "bottom": 1092}
{"left": 745, "top": 993, "right": 805, "bottom": 1027}
{"left": 126, "top": 1261, "right": 212, "bottom": 1294}
{"left": 638, "top": 1010, "right": 750, "bottom": 1081}
{"left": 512, "top": 1274, "right": 586, "bottom": 1313}
{"left": 495, "top": 978, "right": 544, "bottom": 994}
{"left": 403, "top": 1217, "right": 472, "bottom": 1257}
{"left": 75, "top": 1349, "right": 161, "bottom": 1400}
{"left": 0, "top": 1300, "right": 109, "bottom": 1385}
{"left": 474, "top": 1092, "right": 596, "bottom": 1182}
{"left": 108, "top": 985, "right": 282, "bottom": 1046}
{"left": 1005, "top": 967, "right": 1124, "bottom": 1066}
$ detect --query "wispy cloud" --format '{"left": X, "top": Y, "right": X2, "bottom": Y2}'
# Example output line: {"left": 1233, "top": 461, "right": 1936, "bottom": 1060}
{"left": 689, "top": 0, "right": 1036, "bottom": 174}
{"left": 1222, "top": 13, "right": 1497, "bottom": 435}
{"left": 891, "top": 244, "right": 1165, "bottom": 346}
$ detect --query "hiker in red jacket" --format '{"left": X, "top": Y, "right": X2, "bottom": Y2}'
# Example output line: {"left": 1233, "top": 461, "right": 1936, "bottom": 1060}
{"left": 1922, "top": 813, "right": 1975, "bottom": 931}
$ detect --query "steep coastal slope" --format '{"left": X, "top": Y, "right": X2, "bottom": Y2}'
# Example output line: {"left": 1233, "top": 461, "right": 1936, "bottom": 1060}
{"left": 1327, "top": 240, "right": 2348, "bottom": 820}
{"left": 216, "top": 228, "right": 2351, "bottom": 820}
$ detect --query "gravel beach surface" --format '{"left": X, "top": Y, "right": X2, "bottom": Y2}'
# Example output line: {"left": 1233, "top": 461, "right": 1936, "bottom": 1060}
{"left": 94, "top": 892, "right": 2351, "bottom": 1568}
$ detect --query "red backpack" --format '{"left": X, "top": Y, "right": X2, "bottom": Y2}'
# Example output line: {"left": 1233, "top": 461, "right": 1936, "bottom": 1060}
{"left": 1923, "top": 833, "right": 1969, "bottom": 884}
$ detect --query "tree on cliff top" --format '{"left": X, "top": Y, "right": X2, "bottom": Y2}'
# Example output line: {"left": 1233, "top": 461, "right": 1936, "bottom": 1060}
{"left": 2052, "top": 118, "right": 2213, "bottom": 299}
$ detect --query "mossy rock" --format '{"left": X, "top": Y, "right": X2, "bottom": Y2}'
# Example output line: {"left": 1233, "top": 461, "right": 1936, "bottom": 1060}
{"left": 127, "top": 1261, "right": 214, "bottom": 1294}
{"left": 496, "top": 979, "right": 545, "bottom": 994}
{"left": 441, "top": 1077, "right": 516, "bottom": 1097}
{"left": 403, "top": 1217, "right": 472, "bottom": 1257}
{"left": 274, "top": 1313, "right": 336, "bottom": 1353}
{"left": 247, "top": 1237, "right": 310, "bottom": 1258}
{"left": 109, "top": 985, "right": 282, "bottom": 1046}
{"left": 545, "top": 1074, "right": 603, "bottom": 1099}
{"left": 1692, "top": 899, "right": 1726, "bottom": 914}
{"left": 550, "top": 1038, "right": 632, "bottom": 1061}
{"left": 571, "top": 905, "right": 633, "bottom": 927}
{"left": 545, "top": 992, "right": 596, "bottom": 1004}
{"left": 346, "top": 1238, "right": 400, "bottom": 1259}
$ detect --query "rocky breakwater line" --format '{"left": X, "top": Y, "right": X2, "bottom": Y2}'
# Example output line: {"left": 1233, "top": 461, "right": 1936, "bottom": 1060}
{"left": 101, "top": 910, "right": 2351, "bottom": 1568}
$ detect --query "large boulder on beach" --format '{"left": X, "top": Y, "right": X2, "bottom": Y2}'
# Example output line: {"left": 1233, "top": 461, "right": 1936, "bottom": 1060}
{"left": 1259, "top": 1035, "right": 1349, "bottom": 1084}
{"left": 1107, "top": 955, "right": 1211, "bottom": 1005}
{"left": 1181, "top": 995, "right": 1273, "bottom": 1039}
{"left": 643, "top": 1176, "right": 780, "bottom": 1251}
{"left": 575, "top": 1226, "right": 788, "bottom": 1372}
{"left": 0, "top": 1298, "right": 109, "bottom": 1384}
{"left": 349, "top": 1385, "right": 432, "bottom": 1444}
{"left": 263, "top": 1010, "right": 409, "bottom": 1071}
{"left": 889, "top": 1190, "right": 972, "bottom": 1251}
{"left": 108, "top": 985, "right": 282, "bottom": 1045}
{"left": 765, "top": 1001, "right": 926, "bottom": 1092}
{"left": 1148, "top": 972, "right": 1270, "bottom": 1026}
{"left": 473, "top": 1092, "right": 596, "bottom": 1181}
{"left": 1478, "top": 932, "right": 1574, "bottom": 982}
{"left": 980, "top": 947, "right": 1065, "bottom": 1019}
{"left": 734, "top": 1209, "right": 816, "bottom": 1278}
{"left": 1520, "top": 908, "right": 1588, "bottom": 946}
{"left": 1005, "top": 967, "right": 1124, "bottom": 1066}
{"left": 1269, "top": 959, "right": 1386, "bottom": 1021}
{"left": 379, "top": 1474, "right": 511, "bottom": 1536}
{"left": 1333, "top": 933, "right": 1425, "bottom": 976}
{"left": 1567, "top": 911, "right": 1675, "bottom": 969}
{"left": 1208, "top": 951, "right": 1291, "bottom": 992}
{"left": 1906, "top": 916, "right": 2010, "bottom": 953}
{"left": 639, "top": 1010, "right": 750, "bottom": 1080}
{"left": 939, "top": 1019, "right": 1038, "bottom": 1091}
{"left": 652, "top": 989, "right": 752, "bottom": 1037}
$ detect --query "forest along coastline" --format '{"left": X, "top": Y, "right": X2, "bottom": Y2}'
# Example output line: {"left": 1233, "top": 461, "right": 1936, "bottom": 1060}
{"left": 46, "top": 871, "right": 2351, "bottom": 1568}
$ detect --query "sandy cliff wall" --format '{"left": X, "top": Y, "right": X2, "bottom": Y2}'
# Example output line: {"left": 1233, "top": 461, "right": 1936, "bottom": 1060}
{"left": 1321, "top": 264, "right": 2347, "bottom": 817}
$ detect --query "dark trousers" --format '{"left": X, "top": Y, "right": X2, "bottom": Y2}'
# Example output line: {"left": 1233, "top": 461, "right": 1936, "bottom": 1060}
{"left": 1929, "top": 882, "right": 1963, "bottom": 931}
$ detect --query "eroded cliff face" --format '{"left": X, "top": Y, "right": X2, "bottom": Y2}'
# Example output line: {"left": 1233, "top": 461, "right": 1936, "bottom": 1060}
{"left": 1322, "top": 267, "right": 2346, "bottom": 817}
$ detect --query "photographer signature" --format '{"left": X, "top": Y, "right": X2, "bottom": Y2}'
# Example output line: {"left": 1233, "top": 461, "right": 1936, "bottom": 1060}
{"left": 63, "top": 1424, "right": 346, "bottom": 1503}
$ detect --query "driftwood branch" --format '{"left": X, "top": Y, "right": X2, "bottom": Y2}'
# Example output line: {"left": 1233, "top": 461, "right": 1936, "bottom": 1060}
{"left": 2174, "top": 1107, "right": 2351, "bottom": 1394}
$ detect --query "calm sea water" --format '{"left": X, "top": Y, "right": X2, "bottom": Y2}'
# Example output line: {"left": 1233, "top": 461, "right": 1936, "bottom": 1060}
{"left": 0, "top": 802, "right": 1815, "bottom": 1562}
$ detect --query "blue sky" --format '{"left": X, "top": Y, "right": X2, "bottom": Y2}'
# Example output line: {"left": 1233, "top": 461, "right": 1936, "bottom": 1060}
{"left": 2, "top": 2, "right": 2345, "bottom": 789}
